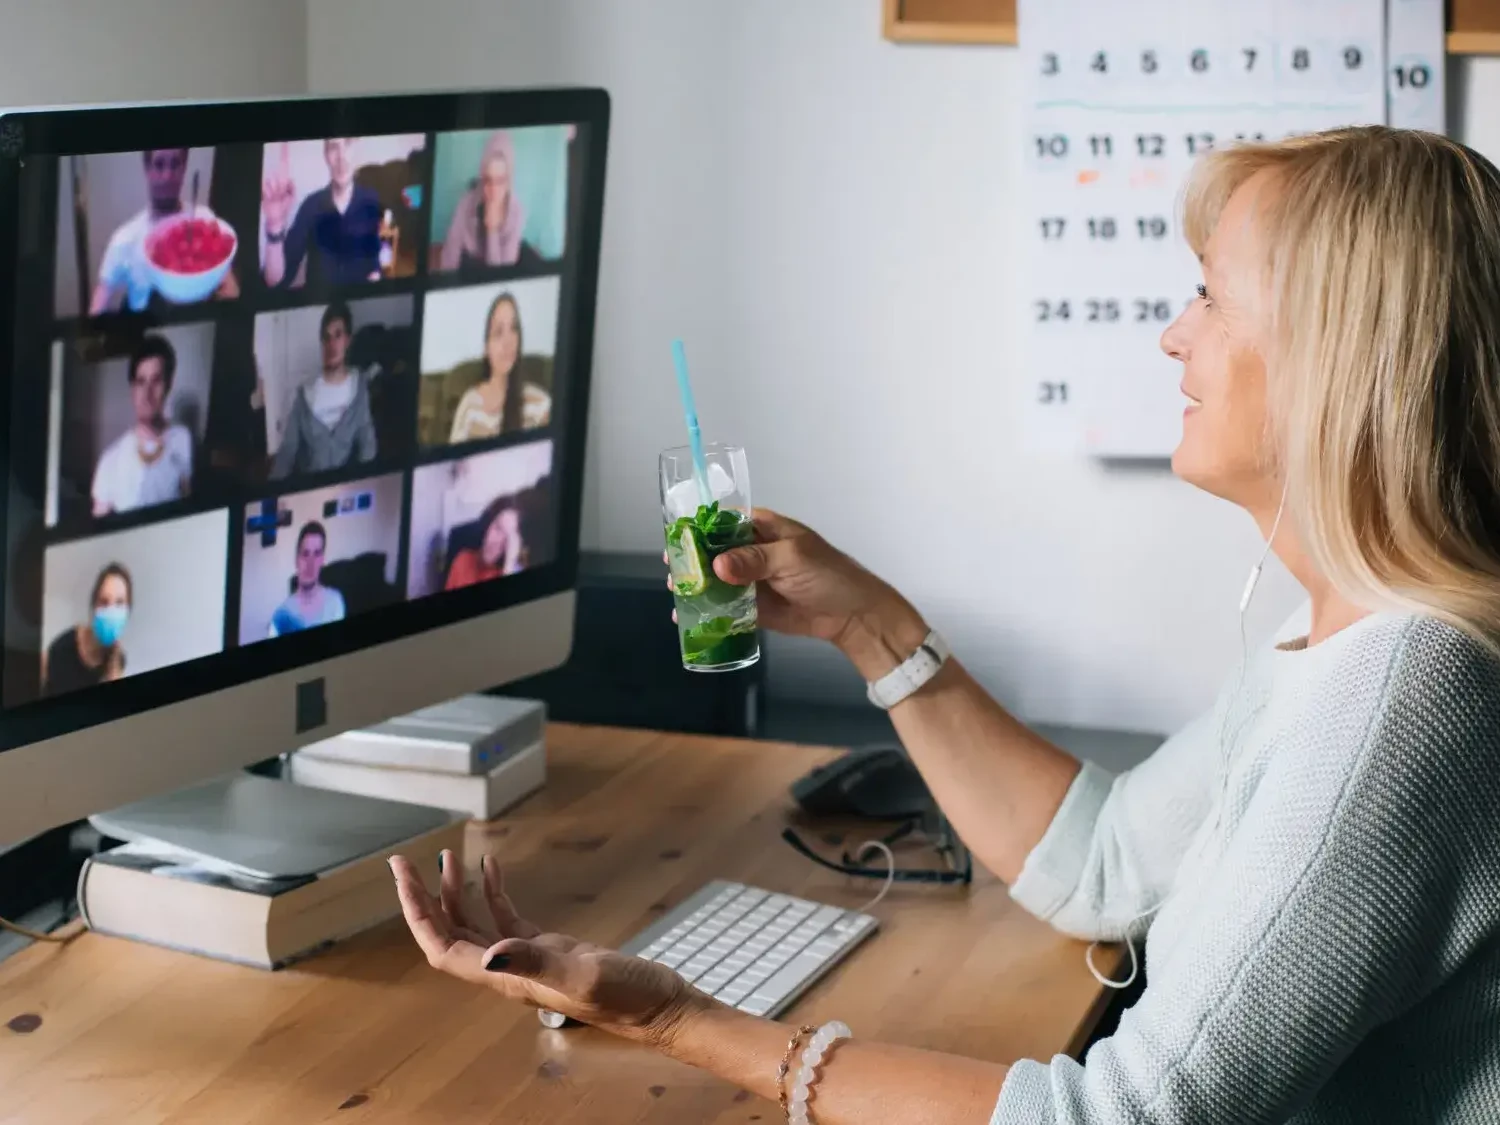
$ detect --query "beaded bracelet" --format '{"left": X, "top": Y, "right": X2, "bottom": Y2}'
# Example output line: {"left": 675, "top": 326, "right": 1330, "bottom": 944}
{"left": 777, "top": 1026, "right": 817, "bottom": 1117}
{"left": 785, "top": 1020, "right": 852, "bottom": 1125}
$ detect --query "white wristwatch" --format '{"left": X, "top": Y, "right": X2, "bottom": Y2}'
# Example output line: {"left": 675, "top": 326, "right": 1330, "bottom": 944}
{"left": 866, "top": 629, "right": 950, "bottom": 710}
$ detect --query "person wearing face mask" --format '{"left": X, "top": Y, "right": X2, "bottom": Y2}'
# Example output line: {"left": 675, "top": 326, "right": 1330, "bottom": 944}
{"left": 269, "top": 522, "right": 346, "bottom": 638}
{"left": 42, "top": 563, "right": 132, "bottom": 697}
{"left": 444, "top": 495, "right": 526, "bottom": 591}
{"left": 437, "top": 131, "right": 544, "bottom": 273}
{"left": 447, "top": 292, "right": 551, "bottom": 445}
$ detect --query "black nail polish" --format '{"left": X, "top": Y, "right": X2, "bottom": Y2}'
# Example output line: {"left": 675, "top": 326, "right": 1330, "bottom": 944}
{"left": 438, "top": 852, "right": 445, "bottom": 873}
{"left": 485, "top": 953, "right": 511, "bottom": 972}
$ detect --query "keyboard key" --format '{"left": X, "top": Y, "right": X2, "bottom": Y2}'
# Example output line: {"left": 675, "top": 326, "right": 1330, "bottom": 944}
{"left": 748, "top": 951, "right": 833, "bottom": 1008}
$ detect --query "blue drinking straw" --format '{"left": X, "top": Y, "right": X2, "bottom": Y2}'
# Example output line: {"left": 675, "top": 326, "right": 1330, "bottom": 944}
{"left": 671, "top": 338, "right": 711, "bottom": 505}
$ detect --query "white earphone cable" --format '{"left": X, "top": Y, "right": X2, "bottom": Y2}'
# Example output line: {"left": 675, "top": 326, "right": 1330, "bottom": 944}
{"left": 1087, "top": 484, "right": 1289, "bottom": 991}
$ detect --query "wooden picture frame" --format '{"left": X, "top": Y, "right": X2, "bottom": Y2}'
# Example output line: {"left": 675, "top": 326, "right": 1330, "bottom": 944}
{"left": 882, "top": 0, "right": 1500, "bottom": 54}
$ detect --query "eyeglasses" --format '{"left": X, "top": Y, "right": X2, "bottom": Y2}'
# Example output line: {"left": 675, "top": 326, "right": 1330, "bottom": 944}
{"left": 781, "top": 808, "right": 973, "bottom": 886}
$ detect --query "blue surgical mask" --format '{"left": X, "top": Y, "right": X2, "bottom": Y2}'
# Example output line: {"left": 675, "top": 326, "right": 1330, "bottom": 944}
{"left": 92, "top": 605, "right": 129, "bottom": 648}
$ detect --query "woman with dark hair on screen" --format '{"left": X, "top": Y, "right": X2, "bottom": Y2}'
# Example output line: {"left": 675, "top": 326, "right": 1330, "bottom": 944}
{"left": 42, "top": 563, "right": 132, "bottom": 697}
{"left": 447, "top": 293, "right": 552, "bottom": 444}
{"left": 445, "top": 495, "right": 526, "bottom": 591}
{"left": 438, "top": 131, "right": 544, "bottom": 272}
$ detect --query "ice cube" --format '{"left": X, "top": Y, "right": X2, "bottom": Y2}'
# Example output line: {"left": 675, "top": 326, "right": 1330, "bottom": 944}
{"left": 664, "top": 462, "right": 738, "bottom": 520}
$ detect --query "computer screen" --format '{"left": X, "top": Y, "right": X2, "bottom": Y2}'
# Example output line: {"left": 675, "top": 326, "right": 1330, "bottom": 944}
{"left": 0, "top": 90, "right": 607, "bottom": 754}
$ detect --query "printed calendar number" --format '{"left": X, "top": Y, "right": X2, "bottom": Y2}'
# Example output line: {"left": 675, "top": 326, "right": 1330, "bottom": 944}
{"left": 1292, "top": 47, "right": 1311, "bottom": 71}
{"left": 1137, "top": 216, "right": 1168, "bottom": 239}
{"left": 1243, "top": 47, "right": 1258, "bottom": 71}
{"left": 1089, "top": 134, "right": 1113, "bottom": 157}
{"left": 1035, "top": 300, "right": 1072, "bottom": 322}
{"left": 1041, "top": 51, "right": 1060, "bottom": 76}
{"left": 1039, "top": 217, "right": 1066, "bottom": 240}
{"left": 1141, "top": 49, "right": 1159, "bottom": 74}
{"left": 1086, "top": 299, "right": 1121, "bottom": 322}
{"left": 1136, "top": 133, "right": 1166, "bottom": 157}
{"left": 1037, "top": 381, "right": 1069, "bottom": 405}
{"left": 1087, "top": 217, "right": 1117, "bottom": 240}
{"left": 1190, "top": 48, "right": 1210, "bottom": 73}
{"left": 1035, "top": 134, "right": 1069, "bottom": 158}
{"left": 1090, "top": 51, "right": 1108, "bottom": 74}
{"left": 1185, "top": 132, "right": 1214, "bottom": 156}
{"left": 1393, "top": 63, "right": 1431, "bottom": 88}
{"left": 1344, "top": 46, "right": 1363, "bottom": 69}
{"left": 1135, "top": 299, "right": 1173, "bottom": 322}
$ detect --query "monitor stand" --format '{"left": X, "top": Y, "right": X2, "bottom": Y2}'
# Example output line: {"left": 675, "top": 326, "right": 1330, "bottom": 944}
{"left": 88, "top": 772, "right": 457, "bottom": 880}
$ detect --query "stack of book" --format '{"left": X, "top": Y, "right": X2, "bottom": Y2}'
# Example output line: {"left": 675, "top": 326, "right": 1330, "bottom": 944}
{"left": 78, "top": 813, "right": 459, "bottom": 970}
{"left": 288, "top": 695, "right": 548, "bottom": 821}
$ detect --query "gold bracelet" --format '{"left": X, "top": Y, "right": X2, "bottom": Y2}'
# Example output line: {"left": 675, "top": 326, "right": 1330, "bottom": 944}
{"left": 777, "top": 1025, "right": 817, "bottom": 1118}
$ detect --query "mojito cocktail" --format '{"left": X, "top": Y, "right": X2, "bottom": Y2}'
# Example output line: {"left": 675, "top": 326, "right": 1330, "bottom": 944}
{"left": 660, "top": 445, "right": 759, "bottom": 672}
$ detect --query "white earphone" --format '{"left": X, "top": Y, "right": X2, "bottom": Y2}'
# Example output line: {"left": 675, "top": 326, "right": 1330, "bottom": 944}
{"left": 1086, "top": 483, "right": 1290, "bottom": 991}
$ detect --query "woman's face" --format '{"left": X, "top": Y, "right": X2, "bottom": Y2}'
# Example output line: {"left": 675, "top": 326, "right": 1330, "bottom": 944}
{"left": 94, "top": 574, "right": 129, "bottom": 613}
{"left": 1160, "top": 173, "right": 1275, "bottom": 507}
{"left": 486, "top": 301, "right": 520, "bottom": 378}
{"left": 482, "top": 156, "right": 512, "bottom": 216}
{"left": 482, "top": 507, "right": 519, "bottom": 566}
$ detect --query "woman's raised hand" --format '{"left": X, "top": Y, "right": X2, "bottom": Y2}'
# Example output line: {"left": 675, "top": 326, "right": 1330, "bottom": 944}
{"left": 390, "top": 850, "right": 706, "bottom": 1047}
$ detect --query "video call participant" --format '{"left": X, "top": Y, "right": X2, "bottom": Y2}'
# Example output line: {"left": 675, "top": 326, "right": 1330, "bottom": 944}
{"left": 444, "top": 495, "right": 526, "bottom": 591}
{"left": 92, "top": 335, "right": 194, "bottom": 517}
{"left": 42, "top": 563, "right": 131, "bottom": 697}
{"left": 271, "top": 302, "right": 377, "bottom": 479}
{"left": 261, "top": 139, "right": 383, "bottom": 289}
{"left": 448, "top": 293, "right": 552, "bottom": 444}
{"left": 90, "top": 148, "right": 239, "bottom": 314}
{"left": 438, "top": 131, "right": 544, "bottom": 272}
{"left": 269, "top": 521, "right": 346, "bottom": 637}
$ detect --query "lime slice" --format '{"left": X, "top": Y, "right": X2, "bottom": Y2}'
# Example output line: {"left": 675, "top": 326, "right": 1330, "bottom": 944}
{"left": 667, "top": 524, "right": 711, "bottom": 596}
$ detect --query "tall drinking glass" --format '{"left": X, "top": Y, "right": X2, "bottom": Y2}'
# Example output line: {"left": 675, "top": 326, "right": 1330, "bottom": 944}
{"left": 659, "top": 444, "right": 759, "bottom": 672}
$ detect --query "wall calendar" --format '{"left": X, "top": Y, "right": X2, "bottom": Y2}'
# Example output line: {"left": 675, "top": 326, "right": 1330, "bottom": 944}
{"left": 1018, "top": 0, "right": 1446, "bottom": 457}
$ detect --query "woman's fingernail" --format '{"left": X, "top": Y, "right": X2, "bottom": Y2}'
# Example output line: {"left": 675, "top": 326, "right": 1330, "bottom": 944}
{"left": 485, "top": 953, "right": 511, "bottom": 972}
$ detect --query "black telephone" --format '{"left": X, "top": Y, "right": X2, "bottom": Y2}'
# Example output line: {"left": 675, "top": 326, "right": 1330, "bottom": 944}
{"left": 790, "top": 745, "right": 934, "bottom": 820}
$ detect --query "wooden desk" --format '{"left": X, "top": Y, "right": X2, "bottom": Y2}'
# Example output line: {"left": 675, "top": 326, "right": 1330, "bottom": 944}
{"left": 0, "top": 725, "right": 1120, "bottom": 1124}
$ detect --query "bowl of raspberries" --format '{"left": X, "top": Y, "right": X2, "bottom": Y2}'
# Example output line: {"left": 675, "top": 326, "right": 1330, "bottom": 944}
{"left": 142, "top": 214, "right": 237, "bottom": 305}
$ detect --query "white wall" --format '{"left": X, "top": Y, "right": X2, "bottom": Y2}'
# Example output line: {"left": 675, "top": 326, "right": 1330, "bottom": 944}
{"left": 0, "top": 0, "right": 306, "bottom": 109}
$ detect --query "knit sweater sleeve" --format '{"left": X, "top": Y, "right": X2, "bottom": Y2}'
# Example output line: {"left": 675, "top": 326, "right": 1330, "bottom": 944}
{"left": 992, "top": 618, "right": 1500, "bottom": 1124}
{"left": 1008, "top": 706, "right": 1220, "bottom": 941}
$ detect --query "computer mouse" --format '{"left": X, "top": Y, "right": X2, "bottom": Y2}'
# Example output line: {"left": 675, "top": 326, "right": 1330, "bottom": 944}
{"left": 790, "top": 745, "right": 933, "bottom": 820}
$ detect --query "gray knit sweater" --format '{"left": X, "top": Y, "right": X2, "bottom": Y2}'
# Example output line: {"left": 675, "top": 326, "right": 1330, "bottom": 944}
{"left": 993, "top": 608, "right": 1500, "bottom": 1123}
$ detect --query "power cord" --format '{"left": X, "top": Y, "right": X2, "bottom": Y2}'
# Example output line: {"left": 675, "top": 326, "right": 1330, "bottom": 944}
{"left": 0, "top": 914, "right": 83, "bottom": 944}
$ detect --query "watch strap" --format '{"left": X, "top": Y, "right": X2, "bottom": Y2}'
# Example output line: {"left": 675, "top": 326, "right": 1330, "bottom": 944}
{"left": 866, "top": 630, "right": 949, "bottom": 710}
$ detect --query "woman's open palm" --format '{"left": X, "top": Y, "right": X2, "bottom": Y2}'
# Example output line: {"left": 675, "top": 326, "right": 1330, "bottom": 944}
{"left": 389, "top": 850, "right": 697, "bottom": 1046}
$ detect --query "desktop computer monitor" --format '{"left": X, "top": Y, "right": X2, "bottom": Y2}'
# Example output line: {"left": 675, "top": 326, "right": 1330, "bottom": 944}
{"left": 0, "top": 88, "right": 610, "bottom": 845}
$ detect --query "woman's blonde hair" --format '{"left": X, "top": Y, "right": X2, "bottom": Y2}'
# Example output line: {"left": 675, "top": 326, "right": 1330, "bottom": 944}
{"left": 1182, "top": 126, "right": 1500, "bottom": 644}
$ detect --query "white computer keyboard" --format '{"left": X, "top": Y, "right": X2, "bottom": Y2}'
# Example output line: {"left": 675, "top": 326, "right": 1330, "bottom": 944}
{"left": 620, "top": 880, "right": 879, "bottom": 1017}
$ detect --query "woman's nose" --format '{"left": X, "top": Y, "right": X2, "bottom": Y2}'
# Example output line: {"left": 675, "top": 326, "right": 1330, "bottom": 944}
{"left": 1160, "top": 312, "right": 1190, "bottom": 361}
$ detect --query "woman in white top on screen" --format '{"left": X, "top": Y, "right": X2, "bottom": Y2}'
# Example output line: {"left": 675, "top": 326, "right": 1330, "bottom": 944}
{"left": 91, "top": 335, "right": 193, "bottom": 517}
{"left": 390, "top": 127, "right": 1500, "bottom": 1124}
{"left": 268, "top": 521, "right": 345, "bottom": 637}
{"left": 270, "top": 301, "right": 377, "bottom": 479}
{"left": 448, "top": 292, "right": 552, "bottom": 444}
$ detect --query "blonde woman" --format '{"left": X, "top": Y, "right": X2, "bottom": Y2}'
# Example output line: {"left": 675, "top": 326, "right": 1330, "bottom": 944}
{"left": 391, "top": 128, "right": 1500, "bottom": 1123}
